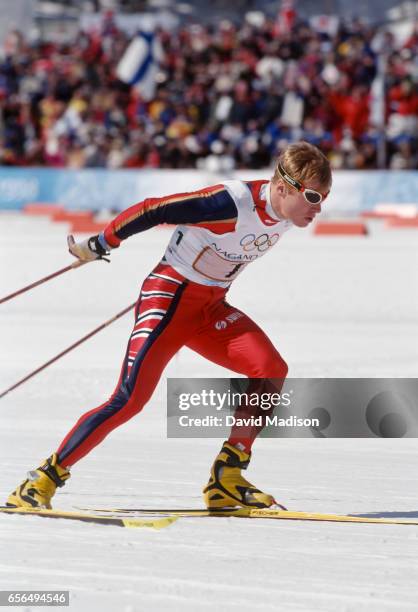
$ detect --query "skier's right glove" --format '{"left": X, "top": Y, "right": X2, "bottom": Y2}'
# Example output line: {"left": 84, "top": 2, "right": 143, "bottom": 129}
{"left": 67, "top": 234, "right": 111, "bottom": 263}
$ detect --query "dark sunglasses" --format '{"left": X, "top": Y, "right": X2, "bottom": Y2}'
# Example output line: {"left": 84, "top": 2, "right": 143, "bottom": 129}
{"left": 277, "top": 163, "right": 329, "bottom": 206}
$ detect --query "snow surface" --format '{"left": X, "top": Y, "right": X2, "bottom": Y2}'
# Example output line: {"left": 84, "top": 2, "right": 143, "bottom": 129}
{"left": 1, "top": 212, "right": 418, "bottom": 612}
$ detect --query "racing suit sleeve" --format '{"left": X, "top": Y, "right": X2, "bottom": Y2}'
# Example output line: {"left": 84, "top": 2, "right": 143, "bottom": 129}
{"left": 102, "top": 184, "right": 238, "bottom": 248}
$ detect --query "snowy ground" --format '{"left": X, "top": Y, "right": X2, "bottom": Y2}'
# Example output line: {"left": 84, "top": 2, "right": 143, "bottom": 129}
{"left": 0, "top": 212, "right": 418, "bottom": 612}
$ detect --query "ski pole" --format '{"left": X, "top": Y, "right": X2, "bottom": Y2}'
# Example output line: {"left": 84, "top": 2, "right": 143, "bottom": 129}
{"left": 0, "top": 302, "right": 136, "bottom": 400}
{"left": 0, "top": 260, "right": 87, "bottom": 305}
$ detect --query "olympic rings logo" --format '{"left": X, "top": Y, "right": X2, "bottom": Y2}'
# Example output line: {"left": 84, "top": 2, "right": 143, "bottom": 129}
{"left": 240, "top": 233, "right": 280, "bottom": 252}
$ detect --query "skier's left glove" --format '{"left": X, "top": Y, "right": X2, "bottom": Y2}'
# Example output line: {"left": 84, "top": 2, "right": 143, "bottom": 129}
{"left": 67, "top": 234, "right": 111, "bottom": 263}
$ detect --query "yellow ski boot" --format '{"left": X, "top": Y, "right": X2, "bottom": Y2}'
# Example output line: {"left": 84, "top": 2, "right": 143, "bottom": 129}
{"left": 203, "top": 441, "right": 279, "bottom": 509}
{"left": 6, "top": 453, "right": 70, "bottom": 509}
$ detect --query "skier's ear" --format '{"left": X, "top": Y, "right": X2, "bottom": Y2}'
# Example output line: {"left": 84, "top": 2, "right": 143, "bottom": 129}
{"left": 273, "top": 178, "right": 286, "bottom": 198}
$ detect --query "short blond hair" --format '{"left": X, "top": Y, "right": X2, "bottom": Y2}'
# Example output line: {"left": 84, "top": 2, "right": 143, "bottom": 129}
{"left": 272, "top": 142, "right": 332, "bottom": 190}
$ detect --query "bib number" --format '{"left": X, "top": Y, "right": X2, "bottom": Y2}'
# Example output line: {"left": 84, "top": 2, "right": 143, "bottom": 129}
{"left": 192, "top": 247, "right": 248, "bottom": 281}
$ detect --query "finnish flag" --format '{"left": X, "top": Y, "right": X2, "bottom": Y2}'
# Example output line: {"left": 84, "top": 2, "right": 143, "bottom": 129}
{"left": 116, "top": 31, "right": 163, "bottom": 101}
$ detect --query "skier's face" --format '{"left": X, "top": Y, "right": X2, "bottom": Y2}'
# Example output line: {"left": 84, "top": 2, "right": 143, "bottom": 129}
{"left": 271, "top": 178, "right": 330, "bottom": 228}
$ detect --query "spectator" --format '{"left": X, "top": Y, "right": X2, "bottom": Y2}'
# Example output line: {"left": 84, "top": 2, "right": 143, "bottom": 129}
{"left": 0, "top": 14, "right": 415, "bottom": 170}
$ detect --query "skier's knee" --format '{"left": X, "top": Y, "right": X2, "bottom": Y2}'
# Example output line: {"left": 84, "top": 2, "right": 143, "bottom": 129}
{"left": 252, "top": 353, "right": 288, "bottom": 378}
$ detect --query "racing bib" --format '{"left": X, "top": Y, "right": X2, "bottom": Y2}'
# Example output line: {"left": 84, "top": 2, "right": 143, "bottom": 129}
{"left": 192, "top": 247, "right": 249, "bottom": 282}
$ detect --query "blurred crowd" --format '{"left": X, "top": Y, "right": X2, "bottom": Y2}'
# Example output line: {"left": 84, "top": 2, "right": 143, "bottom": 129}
{"left": 0, "top": 13, "right": 417, "bottom": 170}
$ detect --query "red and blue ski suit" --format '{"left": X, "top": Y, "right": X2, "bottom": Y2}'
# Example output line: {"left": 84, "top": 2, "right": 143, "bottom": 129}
{"left": 57, "top": 179, "right": 292, "bottom": 466}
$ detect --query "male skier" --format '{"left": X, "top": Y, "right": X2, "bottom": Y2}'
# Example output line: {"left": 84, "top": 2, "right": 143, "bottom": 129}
{"left": 7, "top": 141, "right": 331, "bottom": 510}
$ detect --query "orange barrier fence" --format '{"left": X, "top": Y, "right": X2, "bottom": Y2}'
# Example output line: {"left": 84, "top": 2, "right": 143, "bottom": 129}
{"left": 24, "top": 203, "right": 65, "bottom": 215}
{"left": 385, "top": 217, "right": 418, "bottom": 229}
{"left": 314, "top": 222, "right": 368, "bottom": 236}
